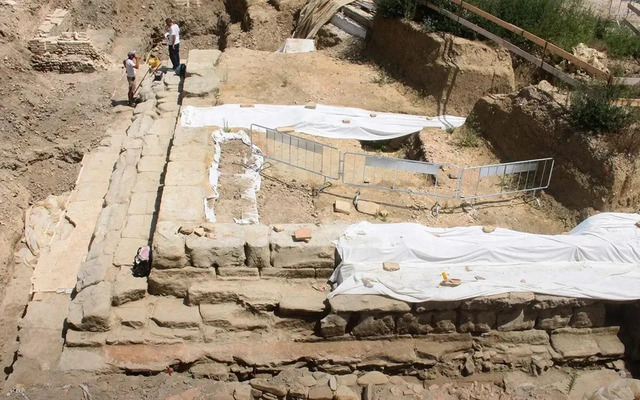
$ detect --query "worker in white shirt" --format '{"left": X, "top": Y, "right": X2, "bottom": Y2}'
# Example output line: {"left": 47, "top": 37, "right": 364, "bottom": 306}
{"left": 165, "top": 18, "right": 181, "bottom": 71}
{"left": 123, "top": 51, "right": 139, "bottom": 106}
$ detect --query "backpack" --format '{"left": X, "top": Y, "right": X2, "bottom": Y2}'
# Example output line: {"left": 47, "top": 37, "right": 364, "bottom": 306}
{"left": 132, "top": 246, "right": 151, "bottom": 277}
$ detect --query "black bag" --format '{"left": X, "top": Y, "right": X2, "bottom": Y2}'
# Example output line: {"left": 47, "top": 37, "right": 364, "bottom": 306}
{"left": 132, "top": 246, "right": 151, "bottom": 277}
{"left": 175, "top": 63, "right": 186, "bottom": 78}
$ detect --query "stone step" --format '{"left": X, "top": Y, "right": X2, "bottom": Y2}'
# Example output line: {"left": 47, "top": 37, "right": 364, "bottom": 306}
{"left": 200, "top": 303, "right": 271, "bottom": 332}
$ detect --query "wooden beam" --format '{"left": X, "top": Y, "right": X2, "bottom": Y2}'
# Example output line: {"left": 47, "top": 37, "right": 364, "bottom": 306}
{"left": 622, "top": 18, "right": 640, "bottom": 35}
{"left": 613, "top": 98, "right": 640, "bottom": 107}
{"left": 428, "top": 0, "right": 611, "bottom": 80}
{"left": 629, "top": 2, "right": 640, "bottom": 17}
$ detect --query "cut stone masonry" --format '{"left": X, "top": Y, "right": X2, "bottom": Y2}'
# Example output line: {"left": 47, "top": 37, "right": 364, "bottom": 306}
{"left": 28, "top": 9, "right": 106, "bottom": 72}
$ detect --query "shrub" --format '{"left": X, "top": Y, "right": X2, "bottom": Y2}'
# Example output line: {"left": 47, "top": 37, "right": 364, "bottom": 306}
{"left": 376, "top": 0, "right": 418, "bottom": 19}
{"left": 568, "top": 84, "right": 632, "bottom": 133}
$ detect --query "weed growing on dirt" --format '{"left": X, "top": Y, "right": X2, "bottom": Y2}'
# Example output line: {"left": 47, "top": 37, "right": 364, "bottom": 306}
{"left": 458, "top": 127, "right": 479, "bottom": 147}
{"left": 281, "top": 76, "right": 289, "bottom": 87}
{"left": 569, "top": 83, "right": 633, "bottom": 133}
{"left": 223, "top": 119, "right": 231, "bottom": 133}
{"left": 371, "top": 70, "right": 392, "bottom": 86}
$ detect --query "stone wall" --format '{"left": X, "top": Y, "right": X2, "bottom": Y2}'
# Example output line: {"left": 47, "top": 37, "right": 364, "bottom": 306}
{"left": 28, "top": 9, "right": 105, "bottom": 73}
{"left": 366, "top": 16, "right": 515, "bottom": 114}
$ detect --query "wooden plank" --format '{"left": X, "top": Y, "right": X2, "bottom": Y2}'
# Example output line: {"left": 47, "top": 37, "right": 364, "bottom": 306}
{"left": 622, "top": 18, "right": 640, "bottom": 35}
{"left": 425, "top": 2, "right": 584, "bottom": 89}
{"left": 343, "top": 4, "right": 373, "bottom": 29}
{"left": 629, "top": 2, "right": 640, "bottom": 17}
{"left": 434, "top": 0, "right": 611, "bottom": 81}
{"left": 613, "top": 98, "right": 640, "bottom": 107}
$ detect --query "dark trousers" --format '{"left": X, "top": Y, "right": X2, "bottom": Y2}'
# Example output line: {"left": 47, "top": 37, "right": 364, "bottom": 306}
{"left": 168, "top": 44, "right": 180, "bottom": 70}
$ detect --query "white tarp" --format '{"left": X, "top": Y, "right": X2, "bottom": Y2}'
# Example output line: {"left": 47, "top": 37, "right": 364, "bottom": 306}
{"left": 181, "top": 104, "right": 465, "bottom": 141}
{"left": 329, "top": 213, "right": 640, "bottom": 302}
{"left": 276, "top": 39, "right": 316, "bottom": 53}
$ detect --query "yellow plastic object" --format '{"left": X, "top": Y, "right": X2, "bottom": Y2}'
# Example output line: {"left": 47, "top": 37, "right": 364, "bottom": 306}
{"left": 441, "top": 272, "right": 448, "bottom": 280}
{"left": 148, "top": 57, "right": 160, "bottom": 69}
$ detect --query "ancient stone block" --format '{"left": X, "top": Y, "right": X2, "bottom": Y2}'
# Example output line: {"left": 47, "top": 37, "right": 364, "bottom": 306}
{"left": 308, "top": 385, "right": 333, "bottom": 400}
{"left": 169, "top": 145, "right": 210, "bottom": 162}
{"left": 396, "top": 312, "right": 433, "bottom": 335}
{"left": 551, "top": 327, "right": 624, "bottom": 359}
{"left": 279, "top": 290, "right": 327, "bottom": 316}
{"left": 329, "top": 295, "right": 411, "bottom": 314}
{"left": 75, "top": 255, "right": 111, "bottom": 293}
{"left": 152, "top": 221, "right": 187, "bottom": 269}
{"left": 334, "top": 200, "right": 351, "bottom": 214}
{"left": 536, "top": 307, "right": 572, "bottom": 330}
{"left": 127, "top": 192, "right": 157, "bottom": 215}
{"left": 113, "top": 238, "right": 148, "bottom": 267}
{"left": 199, "top": 303, "right": 270, "bottom": 331}
{"left": 190, "top": 362, "right": 229, "bottom": 380}
{"left": 260, "top": 268, "right": 316, "bottom": 279}
{"left": 114, "top": 306, "right": 148, "bottom": 329}
{"left": 158, "top": 185, "right": 205, "bottom": 222}
{"left": 352, "top": 314, "right": 395, "bottom": 337}
{"left": 65, "top": 330, "right": 107, "bottom": 347}
{"left": 164, "top": 161, "right": 207, "bottom": 186}
{"left": 458, "top": 310, "right": 495, "bottom": 333}
{"left": 217, "top": 267, "right": 259, "bottom": 278}
{"left": 186, "top": 225, "right": 246, "bottom": 268}
{"left": 112, "top": 267, "right": 147, "bottom": 306}
{"left": 433, "top": 310, "right": 457, "bottom": 333}
{"left": 67, "top": 281, "right": 112, "bottom": 332}
{"left": 245, "top": 224, "right": 270, "bottom": 269}
{"left": 497, "top": 306, "right": 537, "bottom": 331}
{"left": 148, "top": 118, "right": 176, "bottom": 137}
{"left": 357, "top": 371, "right": 389, "bottom": 386}
{"left": 270, "top": 224, "right": 346, "bottom": 269}
{"left": 151, "top": 298, "right": 202, "bottom": 328}
{"left": 127, "top": 114, "right": 154, "bottom": 138}
{"left": 320, "top": 314, "right": 348, "bottom": 338}
{"left": 148, "top": 267, "right": 217, "bottom": 297}
{"left": 355, "top": 200, "right": 379, "bottom": 216}
{"left": 172, "top": 126, "right": 212, "bottom": 146}
{"left": 121, "top": 213, "right": 154, "bottom": 239}
{"left": 532, "top": 294, "right": 595, "bottom": 310}
{"left": 570, "top": 303, "right": 606, "bottom": 328}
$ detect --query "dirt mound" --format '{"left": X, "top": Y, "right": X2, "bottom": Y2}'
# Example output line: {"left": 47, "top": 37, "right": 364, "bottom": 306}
{"left": 470, "top": 81, "right": 640, "bottom": 213}
{"left": 366, "top": 16, "right": 516, "bottom": 115}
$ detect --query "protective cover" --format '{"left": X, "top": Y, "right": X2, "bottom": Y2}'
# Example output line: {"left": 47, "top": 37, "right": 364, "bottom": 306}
{"left": 329, "top": 213, "right": 640, "bottom": 302}
{"left": 181, "top": 104, "right": 465, "bottom": 140}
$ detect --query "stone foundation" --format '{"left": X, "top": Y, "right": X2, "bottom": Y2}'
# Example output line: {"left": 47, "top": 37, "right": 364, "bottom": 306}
{"left": 28, "top": 9, "right": 105, "bottom": 72}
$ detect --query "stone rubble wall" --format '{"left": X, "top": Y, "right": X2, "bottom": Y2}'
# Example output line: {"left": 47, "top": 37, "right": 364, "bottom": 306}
{"left": 28, "top": 9, "right": 105, "bottom": 73}
{"left": 151, "top": 223, "right": 346, "bottom": 297}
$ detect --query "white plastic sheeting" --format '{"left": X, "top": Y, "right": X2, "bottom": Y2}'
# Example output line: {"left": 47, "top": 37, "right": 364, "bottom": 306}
{"left": 181, "top": 104, "right": 466, "bottom": 140}
{"left": 276, "top": 39, "right": 316, "bottom": 53}
{"left": 329, "top": 213, "right": 640, "bottom": 302}
{"left": 206, "top": 130, "right": 263, "bottom": 225}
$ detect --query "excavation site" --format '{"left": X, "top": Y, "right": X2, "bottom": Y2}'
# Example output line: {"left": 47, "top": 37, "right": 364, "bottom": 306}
{"left": 1, "top": 0, "right": 640, "bottom": 398}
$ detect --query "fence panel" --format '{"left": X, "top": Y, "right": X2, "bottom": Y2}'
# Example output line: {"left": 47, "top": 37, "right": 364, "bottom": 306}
{"left": 458, "top": 158, "right": 554, "bottom": 201}
{"left": 341, "top": 152, "right": 461, "bottom": 199}
{"left": 249, "top": 124, "right": 341, "bottom": 180}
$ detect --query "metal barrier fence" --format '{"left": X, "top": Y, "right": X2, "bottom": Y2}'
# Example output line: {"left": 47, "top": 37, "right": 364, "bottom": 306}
{"left": 341, "top": 152, "right": 461, "bottom": 199}
{"left": 247, "top": 125, "right": 555, "bottom": 212}
{"left": 458, "top": 158, "right": 554, "bottom": 202}
{"left": 249, "top": 124, "right": 341, "bottom": 181}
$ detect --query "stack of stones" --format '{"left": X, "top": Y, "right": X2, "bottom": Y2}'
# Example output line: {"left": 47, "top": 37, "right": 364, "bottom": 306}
{"left": 28, "top": 9, "right": 105, "bottom": 72}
